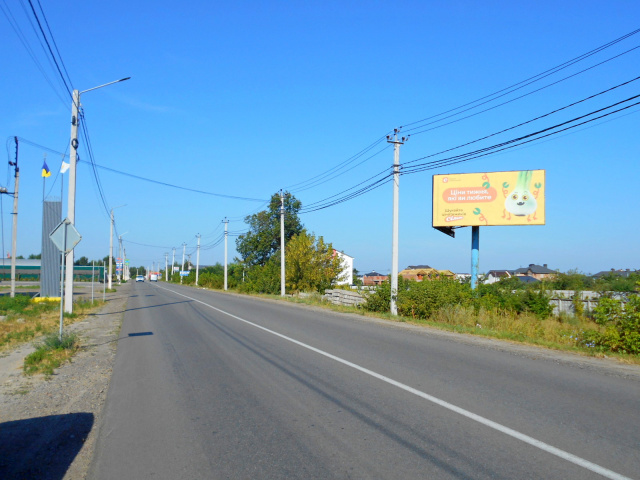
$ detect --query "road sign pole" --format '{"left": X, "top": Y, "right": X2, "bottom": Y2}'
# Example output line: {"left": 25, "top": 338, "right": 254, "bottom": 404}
{"left": 59, "top": 224, "right": 67, "bottom": 342}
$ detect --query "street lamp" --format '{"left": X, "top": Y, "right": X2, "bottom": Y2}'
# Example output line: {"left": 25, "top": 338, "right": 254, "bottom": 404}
{"left": 64, "top": 77, "right": 130, "bottom": 313}
{"left": 108, "top": 204, "right": 126, "bottom": 290}
{"left": 118, "top": 232, "right": 128, "bottom": 283}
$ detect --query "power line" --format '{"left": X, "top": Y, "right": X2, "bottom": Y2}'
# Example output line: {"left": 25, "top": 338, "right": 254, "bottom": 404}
{"left": 299, "top": 94, "right": 640, "bottom": 213}
{"left": 403, "top": 95, "right": 640, "bottom": 175}
{"left": 86, "top": 162, "right": 268, "bottom": 202}
{"left": 404, "top": 44, "right": 640, "bottom": 137}
{"left": 402, "top": 28, "right": 640, "bottom": 132}
{"left": 25, "top": 0, "right": 73, "bottom": 97}
{"left": 285, "top": 134, "right": 391, "bottom": 193}
{"left": 34, "top": 0, "right": 74, "bottom": 90}
{"left": 0, "top": 2, "right": 68, "bottom": 106}
{"left": 403, "top": 74, "right": 640, "bottom": 167}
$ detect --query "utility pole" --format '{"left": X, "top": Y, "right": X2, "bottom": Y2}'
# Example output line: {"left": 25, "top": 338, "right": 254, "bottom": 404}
{"left": 64, "top": 89, "right": 80, "bottom": 313}
{"left": 280, "top": 190, "right": 285, "bottom": 296}
{"left": 107, "top": 205, "right": 126, "bottom": 290}
{"left": 224, "top": 218, "right": 229, "bottom": 291}
{"left": 64, "top": 78, "right": 130, "bottom": 313}
{"left": 195, "top": 234, "right": 201, "bottom": 286}
{"left": 118, "top": 235, "right": 123, "bottom": 283}
{"left": 172, "top": 247, "right": 176, "bottom": 279}
{"left": 387, "top": 129, "right": 408, "bottom": 316}
{"left": 9, "top": 137, "right": 19, "bottom": 298}
{"left": 180, "top": 243, "right": 186, "bottom": 284}
{"left": 165, "top": 252, "right": 169, "bottom": 281}
{"left": 108, "top": 209, "right": 113, "bottom": 289}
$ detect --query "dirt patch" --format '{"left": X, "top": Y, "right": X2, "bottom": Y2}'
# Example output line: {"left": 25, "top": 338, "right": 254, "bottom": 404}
{"left": 0, "top": 284, "right": 131, "bottom": 480}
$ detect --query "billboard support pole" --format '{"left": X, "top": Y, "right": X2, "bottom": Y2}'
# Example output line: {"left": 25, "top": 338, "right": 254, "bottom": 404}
{"left": 471, "top": 226, "right": 480, "bottom": 290}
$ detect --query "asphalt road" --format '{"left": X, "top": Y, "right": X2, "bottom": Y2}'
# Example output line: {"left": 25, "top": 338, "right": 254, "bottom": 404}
{"left": 89, "top": 282, "right": 640, "bottom": 480}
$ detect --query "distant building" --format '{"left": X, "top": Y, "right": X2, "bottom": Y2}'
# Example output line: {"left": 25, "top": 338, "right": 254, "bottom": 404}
{"left": 362, "top": 271, "right": 388, "bottom": 286}
{"left": 592, "top": 268, "right": 639, "bottom": 279}
{"left": 399, "top": 267, "right": 455, "bottom": 281}
{"left": 516, "top": 275, "right": 540, "bottom": 284}
{"left": 484, "top": 269, "right": 513, "bottom": 285}
{"left": 513, "top": 264, "right": 556, "bottom": 281}
{"left": 455, "top": 273, "right": 471, "bottom": 282}
{"left": 333, "top": 250, "right": 354, "bottom": 285}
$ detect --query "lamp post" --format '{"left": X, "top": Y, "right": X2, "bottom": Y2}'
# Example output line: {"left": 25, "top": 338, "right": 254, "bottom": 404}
{"left": 64, "top": 77, "right": 130, "bottom": 313}
{"left": 118, "top": 232, "right": 128, "bottom": 284}
{"left": 108, "top": 204, "right": 126, "bottom": 290}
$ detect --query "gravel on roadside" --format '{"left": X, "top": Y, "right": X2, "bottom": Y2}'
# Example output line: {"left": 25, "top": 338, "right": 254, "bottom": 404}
{"left": 0, "top": 284, "right": 131, "bottom": 480}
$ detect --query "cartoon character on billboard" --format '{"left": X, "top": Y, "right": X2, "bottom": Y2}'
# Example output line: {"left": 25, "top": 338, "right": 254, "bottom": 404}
{"left": 503, "top": 170, "right": 539, "bottom": 222}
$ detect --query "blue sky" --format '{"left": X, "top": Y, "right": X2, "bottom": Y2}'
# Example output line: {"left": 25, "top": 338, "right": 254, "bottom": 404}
{"left": 1, "top": 0, "right": 639, "bottom": 275}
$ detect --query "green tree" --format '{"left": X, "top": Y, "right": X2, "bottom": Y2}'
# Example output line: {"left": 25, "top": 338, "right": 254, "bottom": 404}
{"left": 28, "top": 253, "right": 41, "bottom": 259}
{"left": 236, "top": 192, "right": 303, "bottom": 267}
{"left": 74, "top": 256, "right": 90, "bottom": 266}
{"left": 285, "top": 231, "right": 343, "bottom": 293}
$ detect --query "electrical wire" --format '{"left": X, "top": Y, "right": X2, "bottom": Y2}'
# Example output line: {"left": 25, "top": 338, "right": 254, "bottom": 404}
{"left": 24, "top": 0, "right": 72, "bottom": 97}
{"left": 403, "top": 74, "right": 640, "bottom": 166}
{"left": 0, "top": 2, "right": 68, "bottom": 106}
{"left": 86, "top": 162, "right": 267, "bottom": 202}
{"left": 34, "top": 0, "right": 74, "bottom": 91}
{"left": 298, "top": 94, "right": 640, "bottom": 213}
{"left": 290, "top": 143, "right": 392, "bottom": 195}
{"left": 285, "top": 134, "right": 391, "bottom": 193}
{"left": 405, "top": 45, "right": 640, "bottom": 137}
{"left": 403, "top": 96, "right": 640, "bottom": 175}
{"left": 402, "top": 28, "right": 640, "bottom": 132}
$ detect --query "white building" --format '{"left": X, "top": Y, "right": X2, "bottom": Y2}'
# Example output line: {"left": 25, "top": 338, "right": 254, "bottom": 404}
{"left": 333, "top": 250, "right": 354, "bottom": 285}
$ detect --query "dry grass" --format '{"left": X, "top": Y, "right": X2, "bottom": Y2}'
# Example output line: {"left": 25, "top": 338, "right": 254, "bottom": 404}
{"left": 0, "top": 297, "right": 104, "bottom": 352}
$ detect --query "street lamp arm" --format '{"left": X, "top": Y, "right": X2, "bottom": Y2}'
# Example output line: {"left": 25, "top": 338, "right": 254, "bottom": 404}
{"left": 80, "top": 77, "right": 131, "bottom": 95}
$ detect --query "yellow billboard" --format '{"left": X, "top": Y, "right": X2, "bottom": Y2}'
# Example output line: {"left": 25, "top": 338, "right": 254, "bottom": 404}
{"left": 432, "top": 170, "right": 545, "bottom": 227}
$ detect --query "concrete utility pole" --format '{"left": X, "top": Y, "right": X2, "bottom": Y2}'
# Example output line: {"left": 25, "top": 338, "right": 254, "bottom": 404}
{"left": 387, "top": 129, "right": 408, "bottom": 316}
{"left": 64, "top": 77, "right": 130, "bottom": 313}
{"left": 108, "top": 205, "right": 125, "bottom": 290}
{"left": 280, "top": 191, "right": 285, "bottom": 296}
{"left": 10, "top": 137, "right": 19, "bottom": 298}
{"left": 165, "top": 252, "right": 169, "bottom": 281}
{"left": 224, "top": 218, "right": 229, "bottom": 291}
{"left": 64, "top": 89, "right": 80, "bottom": 312}
{"left": 118, "top": 235, "right": 123, "bottom": 283}
{"left": 172, "top": 247, "right": 176, "bottom": 279}
{"left": 108, "top": 210, "right": 114, "bottom": 289}
{"left": 195, "top": 234, "right": 201, "bottom": 286}
{"left": 180, "top": 243, "right": 186, "bottom": 284}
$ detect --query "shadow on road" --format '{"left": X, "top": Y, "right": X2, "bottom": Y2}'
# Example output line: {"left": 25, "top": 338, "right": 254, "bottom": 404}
{"left": 82, "top": 331, "right": 154, "bottom": 348}
{"left": 0, "top": 412, "right": 94, "bottom": 480}
{"left": 88, "top": 299, "right": 192, "bottom": 316}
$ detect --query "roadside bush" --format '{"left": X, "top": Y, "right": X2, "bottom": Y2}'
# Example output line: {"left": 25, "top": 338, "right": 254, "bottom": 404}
{"left": 581, "top": 295, "right": 640, "bottom": 354}
{"left": 475, "top": 281, "right": 553, "bottom": 319}
{"left": 363, "top": 278, "right": 471, "bottom": 319}
{"left": 237, "top": 257, "right": 281, "bottom": 294}
{"left": 362, "top": 281, "right": 391, "bottom": 313}
{"left": 398, "top": 278, "right": 471, "bottom": 319}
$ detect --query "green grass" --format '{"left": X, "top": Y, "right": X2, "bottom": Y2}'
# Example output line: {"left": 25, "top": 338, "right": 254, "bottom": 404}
{"left": 1, "top": 297, "right": 104, "bottom": 352}
{"left": 23, "top": 332, "right": 79, "bottom": 376}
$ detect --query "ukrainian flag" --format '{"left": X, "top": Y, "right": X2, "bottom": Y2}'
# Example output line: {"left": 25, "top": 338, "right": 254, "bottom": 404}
{"left": 42, "top": 160, "right": 51, "bottom": 178}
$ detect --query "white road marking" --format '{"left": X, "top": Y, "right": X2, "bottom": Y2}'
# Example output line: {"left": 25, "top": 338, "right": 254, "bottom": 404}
{"left": 158, "top": 284, "right": 633, "bottom": 480}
